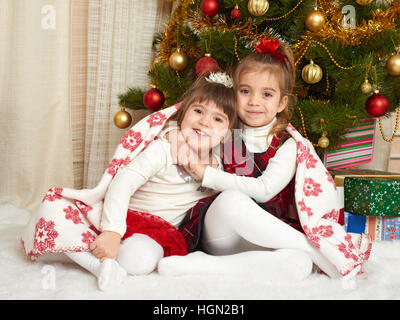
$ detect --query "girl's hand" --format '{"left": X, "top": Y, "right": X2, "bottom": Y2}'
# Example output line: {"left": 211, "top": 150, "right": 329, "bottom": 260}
{"left": 166, "top": 128, "right": 218, "bottom": 180}
{"left": 187, "top": 161, "right": 208, "bottom": 180}
{"left": 89, "top": 231, "right": 121, "bottom": 262}
{"left": 185, "top": 146, "right": 219, "bottom": 180}
{"left": 165, "top": 129, "right": 191, "bottom": 166}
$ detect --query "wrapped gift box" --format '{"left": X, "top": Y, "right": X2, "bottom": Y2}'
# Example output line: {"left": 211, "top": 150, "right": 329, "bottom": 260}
{"left": 329, "top": 169, "right": 400, "bottom": 217}
{"left": 324, "top": 118, "right": 375, "bottom": 169}
{"left": 344, "top": 211, "right": 400, "bottom": 241}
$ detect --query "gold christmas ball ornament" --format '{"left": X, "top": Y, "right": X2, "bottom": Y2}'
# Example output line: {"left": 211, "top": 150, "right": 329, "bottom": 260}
{"left": 113, "top": 107, "right": 132, "bottom": 129}
{"left": 355, "top": 0, "right": 374, "bottom": 5}
{"left": 386, "top": 53, "right": 400, "bottom": 76}
{"left": 360, "top": 79, "right": 373, "bottom": 94}
{"left": 301, "top": 60, "right": 323, "bottom": 84}
{"left": 305, "top": 8, "right": 326, "bottom": 32}
{"left": 168, "top": 48, "right": 188, "bottom": 71}
{"left": 247, "top": 0, "right": 269, "bottom": 16}
{"left": 318, "top": 133, "right": 330, "bottom": 148}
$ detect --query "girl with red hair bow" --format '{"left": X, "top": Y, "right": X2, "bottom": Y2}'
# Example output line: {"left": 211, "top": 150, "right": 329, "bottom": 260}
{"left": 159, "top": 39, "right": 371, "bottom": 288}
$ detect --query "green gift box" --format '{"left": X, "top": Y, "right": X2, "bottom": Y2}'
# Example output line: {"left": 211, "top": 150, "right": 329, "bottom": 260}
{"left": 329, "top": 169, "right": 400, "bottom": 217}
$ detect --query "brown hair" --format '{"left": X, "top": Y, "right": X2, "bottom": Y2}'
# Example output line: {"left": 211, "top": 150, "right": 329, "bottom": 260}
{"left": 170, "top": 73, "right": 238, "bottom": 129}
{"left": 233, "top": 41, "right": 296, "bottom": 141}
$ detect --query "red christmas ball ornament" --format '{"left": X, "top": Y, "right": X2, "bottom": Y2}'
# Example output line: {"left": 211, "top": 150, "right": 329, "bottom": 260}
{"left": 365, "top": 90, "right": 389, "bottom": 117}
{"left": 231, "top": 5, "right": 241, "bottom": 19}
{"left": 195, "top": 53, "right": 220, "bottom": 76}
{"left": 200, "top": 0, "right": 220, "bottom": 17}
{"left": 143, "top": 87, "right": 165, "bottom": 111}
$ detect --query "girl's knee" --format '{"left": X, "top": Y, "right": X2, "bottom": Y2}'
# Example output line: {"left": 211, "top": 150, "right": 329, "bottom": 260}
{"left": 204, "top": 190, "right": 251, "bottom": 242}
{"left": 216, "top": 190, "right": 248, "bottom": 204}
{"left": 117, "top": 234, "right": 163, "bottom": 276}
{"left": 211, "top": 190, "right": 250, "bottom": 218}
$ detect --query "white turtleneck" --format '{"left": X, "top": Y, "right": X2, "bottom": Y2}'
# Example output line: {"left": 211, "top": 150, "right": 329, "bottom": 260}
{"left": 201, "top": 119, "right": 297, "bottom": 203}
{"left": 240, "top": 119, "right": 276, "bottom": 153}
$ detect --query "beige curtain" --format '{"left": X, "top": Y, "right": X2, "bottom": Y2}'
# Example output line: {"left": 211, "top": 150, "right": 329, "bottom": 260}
{"left": 83, "top": 0, "right": 172, "bottom": 188}
{"left": 71, "top": 0, "right": 88, "bottom": 190}
{"left": 0, "top": 0, "right": 173, "bottom": 210}
{"left": 0, "top": 0, "right": 73, "bottom": 211}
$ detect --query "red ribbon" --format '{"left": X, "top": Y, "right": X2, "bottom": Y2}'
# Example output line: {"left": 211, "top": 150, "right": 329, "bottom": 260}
{"left": 253, "top": 38, "right": 288, "bottom": 63}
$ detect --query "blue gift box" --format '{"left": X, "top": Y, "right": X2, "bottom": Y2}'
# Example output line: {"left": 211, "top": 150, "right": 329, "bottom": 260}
{"left": 344, "top": 211, "right": 400, "bottom": 241}
{"left": 345, "top": 211, "right": 366, "bottom": 234}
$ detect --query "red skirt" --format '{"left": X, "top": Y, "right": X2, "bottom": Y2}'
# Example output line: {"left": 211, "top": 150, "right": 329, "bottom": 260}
{"left": 121, "top": 209, "right": 188, "bottom": 257}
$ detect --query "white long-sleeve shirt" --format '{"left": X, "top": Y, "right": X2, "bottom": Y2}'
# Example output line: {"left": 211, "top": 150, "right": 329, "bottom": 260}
{"left": 201, "top": 119, "right": 297, "bottom": 203}
{"left": 101, "top": 135, "right": 220, "bottom": 237}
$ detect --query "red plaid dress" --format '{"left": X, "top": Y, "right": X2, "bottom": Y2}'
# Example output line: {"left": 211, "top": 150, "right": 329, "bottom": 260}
{"left": 178, "top": 132, "right": 301, "bottom": 252}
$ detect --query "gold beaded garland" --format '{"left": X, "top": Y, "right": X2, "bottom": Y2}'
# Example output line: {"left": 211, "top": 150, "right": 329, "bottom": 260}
{"left": 294, "top": 39, "right": 356, "bottom": 70}
{"left": 379, "top": 104, "right": 400, "bottom": 143}
{"left": 296, "top": 106, "right": 319, "bottom": 147}
{"left": 264, "top": 0, "right": 304, "bottom": 21}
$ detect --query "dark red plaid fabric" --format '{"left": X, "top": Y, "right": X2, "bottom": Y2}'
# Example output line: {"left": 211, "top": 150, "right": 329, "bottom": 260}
{"left": 178, "top": 132, "right": 301, "bottom": 253}
{"left": 178, "top": 193, "right": 218, "bottom": 252}
{"left": 223, "top": 132, "right": 301, "bottom": 232}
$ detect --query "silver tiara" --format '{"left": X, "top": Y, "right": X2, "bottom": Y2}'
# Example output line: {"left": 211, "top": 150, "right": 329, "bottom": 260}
{"left": 205, "top": 72, "right": 233, "bottom": 88}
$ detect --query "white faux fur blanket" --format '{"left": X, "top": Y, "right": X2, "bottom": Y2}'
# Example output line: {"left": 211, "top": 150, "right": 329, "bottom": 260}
{"left": 2, "top": 203, "right": 397, "bottom": 299}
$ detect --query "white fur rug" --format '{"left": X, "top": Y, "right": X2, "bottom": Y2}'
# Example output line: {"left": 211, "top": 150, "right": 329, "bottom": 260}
{"left": 1, "top": 203, "right": 400, "bottom": 300}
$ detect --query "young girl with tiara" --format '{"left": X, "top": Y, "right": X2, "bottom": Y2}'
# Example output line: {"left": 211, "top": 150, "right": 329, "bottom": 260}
{"left": 158, "top": 38, "right": 372, "bottom": 288}
{"left": 20, "top": 72, "right": 237, "bottom": 291}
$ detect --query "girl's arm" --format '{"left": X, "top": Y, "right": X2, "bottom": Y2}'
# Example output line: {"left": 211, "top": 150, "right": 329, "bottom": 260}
{"left": 201, "top": 138, "right": 297, "bottom": 203}
{"left": 91, "top": 141, "right": 167, "bottom": 261}
{"left": 101, "top": 140, "right": 168, "bottom": 237}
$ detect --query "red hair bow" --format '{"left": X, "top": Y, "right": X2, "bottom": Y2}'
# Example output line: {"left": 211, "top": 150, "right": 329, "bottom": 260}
{"left": 253, "top": 38, "right": 287, "bottom": 63}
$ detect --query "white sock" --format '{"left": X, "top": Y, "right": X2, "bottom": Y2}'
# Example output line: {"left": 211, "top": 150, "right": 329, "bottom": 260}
{"left": 97, "top": 258, "right": 128, "bottom": 291}
{"left": 158, "top": 249, "right": 313, "bottom": 282}
{"left": 65, "top": 252, "right": 127, "bottom": 291}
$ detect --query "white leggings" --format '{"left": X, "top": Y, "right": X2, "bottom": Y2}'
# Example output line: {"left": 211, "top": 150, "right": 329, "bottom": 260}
{"left": 39, "top": 233, "right": 164, "bottom": 276}
{"left": 117, "top": 233, "right": 164, "bottom": 275}
{"left": 201, "top": 190, "right": 340, "bottom": 277}
{"left": 158, "top": 190, "right": 341, "bottom": 279}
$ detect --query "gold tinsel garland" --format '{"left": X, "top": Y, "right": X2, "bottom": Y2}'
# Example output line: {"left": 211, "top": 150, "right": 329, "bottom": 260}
{"left": 150, "top": 0, "right": 400, "bottom": 146}
{"left": 302, "top": 0, "right": 400, "bottom": 47}
{"left": 156, "top": 0, "right": 194, "bottom": 64}
{"left": 186, "top": 10, "right": 260, "bottom": 43}
{"left": 159, "top": 0, "right": 400, "bottom": 67}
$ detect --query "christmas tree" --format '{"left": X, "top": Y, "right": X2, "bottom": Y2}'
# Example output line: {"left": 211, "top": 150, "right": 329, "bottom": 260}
{"left": 117, "top": 0, "right": 400, "bottom": 152}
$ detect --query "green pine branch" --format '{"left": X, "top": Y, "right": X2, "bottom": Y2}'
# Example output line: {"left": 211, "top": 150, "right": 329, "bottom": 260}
{"left": 117, "top": 0, "right": 400, "bottom": 152}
